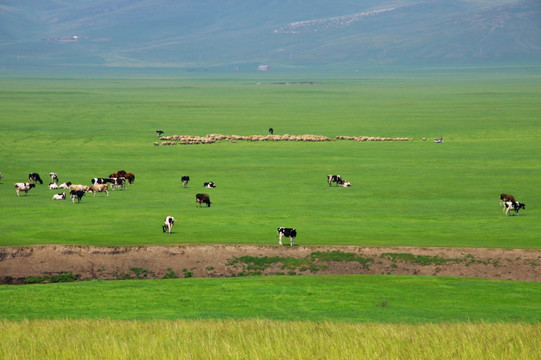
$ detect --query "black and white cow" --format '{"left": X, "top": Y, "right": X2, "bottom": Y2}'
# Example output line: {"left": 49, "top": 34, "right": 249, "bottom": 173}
{"left": 327, "top": 174, "right": 342, "bottom": 187}
{"left": 204, "top": 181, "right": 216, "bottom": 188}
{"left": 504, "top": 201, "right": 526, "bottom": 216}
{"left": 162, "top": 216, "right": 175, "bottom": 233}
{"left": 181, "top": 176, "right": 190, "bottom": 188}
{"left": 58, "top": 182, "right": 72, "bottom": 189}
{"left": 91, "top": 177, "right": 114, "bottom": 185}
{"left": 52, "top": 192, "right": 66, "bottom": 200}
{"left": 196, "top": 193, "right": 211, "bottom": 207}
{"left": 49, "top": 172, "right": 58, "bottom": 184}
{"left": 110, "top": 177, "right": 126, "bottom": 190}
{"left": 277, "top": 227, "right": 297, "bottom": 246}
{"left": 15, "top": 183, "right": 35, "bottom": 197}
{"left": 69, "top": 189, "right": 86, "bottom": 203}
{"left": 28, "top": 173, "right": 43, "bottom": 184}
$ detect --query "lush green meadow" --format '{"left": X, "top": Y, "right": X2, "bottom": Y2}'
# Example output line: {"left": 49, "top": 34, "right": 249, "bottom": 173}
{"left": 1, "top": 70, "right": 540, "bottom": 248}
{"left": 1, "top": 275, "right": 540, "bottom": 322}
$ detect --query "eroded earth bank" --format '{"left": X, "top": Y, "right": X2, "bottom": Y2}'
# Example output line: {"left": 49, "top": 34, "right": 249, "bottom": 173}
{"left": 0, "top": 245, "right": 540, "bottom": 284}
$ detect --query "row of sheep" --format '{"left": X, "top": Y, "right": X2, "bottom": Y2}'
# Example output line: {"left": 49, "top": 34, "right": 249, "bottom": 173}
{"left": 154, "top": 134, "right": 415, "bottom": 145}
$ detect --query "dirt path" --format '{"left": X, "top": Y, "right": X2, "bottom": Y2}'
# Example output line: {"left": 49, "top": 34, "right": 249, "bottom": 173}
{"left": 1, "top": 245, "right": 540, "bottom": 284}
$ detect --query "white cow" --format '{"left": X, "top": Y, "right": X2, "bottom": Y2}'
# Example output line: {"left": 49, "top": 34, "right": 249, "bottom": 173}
{"left": 52, "top": 192, "right": 66, "bottom": 200}
{"left": 163, "top": 216, "right": 175, "bottom": 234}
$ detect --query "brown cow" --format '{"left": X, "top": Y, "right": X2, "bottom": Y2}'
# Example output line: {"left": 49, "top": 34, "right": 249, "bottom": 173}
{"left": 196, "top": 193, "right": 211, "bottom": 207}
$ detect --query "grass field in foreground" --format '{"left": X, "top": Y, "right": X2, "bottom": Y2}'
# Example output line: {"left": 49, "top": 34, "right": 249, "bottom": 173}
{"left": 1, "top": 320, "right": 539, "bottom": 360}
{"left": 1, "top": 72, "right": 540, "bottom": 248}
{"left": 1, "top": 275, "right": 540, "bottom": 322}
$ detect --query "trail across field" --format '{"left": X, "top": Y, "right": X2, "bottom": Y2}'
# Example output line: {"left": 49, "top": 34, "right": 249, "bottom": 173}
{"left": 1, "top": 245, "right": 539, "bottom": 284}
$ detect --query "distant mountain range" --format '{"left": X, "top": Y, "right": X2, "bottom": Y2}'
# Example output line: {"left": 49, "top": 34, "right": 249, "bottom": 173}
{"left": 1, "top": 0, "right": 540, "bottom": 70}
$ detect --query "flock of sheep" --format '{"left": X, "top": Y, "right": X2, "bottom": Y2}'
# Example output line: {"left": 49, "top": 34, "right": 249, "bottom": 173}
{"left": 154, "top": 133, "right": 415, "bottom": 146}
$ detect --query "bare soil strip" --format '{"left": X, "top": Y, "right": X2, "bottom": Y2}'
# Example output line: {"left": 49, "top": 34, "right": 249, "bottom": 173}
{"left": 0, "top": 245, "right": 539, "bottom": 284}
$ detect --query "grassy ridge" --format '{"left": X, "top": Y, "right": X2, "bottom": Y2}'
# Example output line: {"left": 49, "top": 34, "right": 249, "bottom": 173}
{"left": 1, "top": 320, "right": 539, "bottom": 360}
{"left": 1, "top": 74, "right": 540, "bottom": 248}
{"left": 1, "top": 275, "right": 540, "bottom": 322}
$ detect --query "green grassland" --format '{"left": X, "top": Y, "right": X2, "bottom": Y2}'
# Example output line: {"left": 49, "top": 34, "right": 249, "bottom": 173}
{"left": 1, "top": 275, "right": 540, "bottom": 322}
{"left": 1, "top": 71, "right": 540, "bottom": 357}
{"left": 1, "top": 71, "right": 540, "bottom": 248}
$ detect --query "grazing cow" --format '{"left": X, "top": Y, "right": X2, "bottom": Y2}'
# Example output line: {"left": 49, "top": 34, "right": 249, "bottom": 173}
{"left": 277, "top": 227, "right": 297, "bottom": 246}
{"left": 28, "top": 173, "right": 43, "bottom": 184}
{"left": 52, "top": 192, "right": 66, "bottom": 200}
{"left": 88, "top": 183, "right": 109, "bottom": 197}
{"left": 504, "top": 201, "right": 526, "bottom": 216}
{"left": 49, "top": 182, "right": 59, "bottom": 189}
{"left": 196, "top": 193, "right": 211, "bottom": 207}
{"left": 91, "top": 177, "right": 114, "bottom": 185}
{"left": 58, "top": 182, "right": 72, "bottom": 189}
{"left": 162, "top": 216, "right": 175, "bottom": 233}
{"left": 69, "top": 184, "right": 90, "bottom": 192}
{"left": 15, "top": 183, "right": 35, "bottom": 197}
{"left": 124, "top": 173, "right": 135, "bottom": 184}
{"left": 339, "top": 181, "right": 352, "bottom": 187}
{"left": 156, "top": 130, "right": 164, "bottom": 136}
{"left": 181, "top": 176, "right": 190, "bottom": 188}
{"left": 70, "top": 189, "right": 86, "bottom": 203}
{"left": 49, "top": 172, "right": 58, "bottom": 184}
{"left": 499, "top": 193, "right": 516, "bottom": 207}
{"left": 204, "top": 181, "right": 216, "bottom": 188}
{"left": 327, "top": 174, "right": 342, "bottom": 187}
{"left": 110, "top": 177, "right": 126, "bottom": 190}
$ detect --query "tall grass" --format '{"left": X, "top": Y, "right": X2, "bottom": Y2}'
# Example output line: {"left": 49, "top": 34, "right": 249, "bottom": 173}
{"left": 0, "top": 319, "right": 539, "bottom": 360}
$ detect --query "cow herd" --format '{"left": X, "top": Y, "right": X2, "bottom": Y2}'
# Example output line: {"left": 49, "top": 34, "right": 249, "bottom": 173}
{"left": 13, "top": 171, "right": 134, "bottom": 203}
{"left": 5, "top": 169, "right": 528, "bottom": 247}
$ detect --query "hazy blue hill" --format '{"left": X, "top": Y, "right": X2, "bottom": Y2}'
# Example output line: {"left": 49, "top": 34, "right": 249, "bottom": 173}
{"left": 0, "top": 0, "right": 539, "bottom": 70}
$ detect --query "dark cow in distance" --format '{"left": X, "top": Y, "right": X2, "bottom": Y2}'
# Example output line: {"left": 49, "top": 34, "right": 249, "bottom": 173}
{"left": 277, "top": 227, "right": 297, "bottom": 246}
{"left": 204, "top": 181, "right": 216, "bottom": 188}
{"left": 196, "top": 193, "right": 211, "bottom": 207}
{"left": 327, "top": 174, "right": 342, "bottom": 187}
{"left": 181, "top": 176, "right": 190, "bottom": 188}
{"left": 69, "top": 189, "right": 86, "bottom": 203}
{"left": 499, "top": 193, "right": 516, "bottom": 207}
{"left": 28, "top": 173, "right": 43, "bottom": 184}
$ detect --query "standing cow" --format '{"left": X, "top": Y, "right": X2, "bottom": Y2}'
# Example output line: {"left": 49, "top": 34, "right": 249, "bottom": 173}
{"left": 181, "top": 176, "right": 190, "bottom": 188}
{"left": 28, "top": 173, "right": 43, "bottom": 184}
{"left": 196, "top": 193, "right": 211, "bottom": 207}
{"left": 277, "top": 227, "right": 297, "bottom": 246}
{"left": 327, "top": 174, "right": 342, "bottom": 187}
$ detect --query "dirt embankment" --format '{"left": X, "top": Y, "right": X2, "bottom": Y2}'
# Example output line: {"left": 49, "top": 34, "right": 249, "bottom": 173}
{"left": 0, "top": 245, "right": 540, "bottom": 284}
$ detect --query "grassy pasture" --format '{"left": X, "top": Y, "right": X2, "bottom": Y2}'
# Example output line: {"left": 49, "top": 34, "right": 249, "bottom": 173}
{"left": 1, "top": 275, "right": 540, "bottom": 322}
{"left": 1, "top": 72, "right": 540, "bottom": 248}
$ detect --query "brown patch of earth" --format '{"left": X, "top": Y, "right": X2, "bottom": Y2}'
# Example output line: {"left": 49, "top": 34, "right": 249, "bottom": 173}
{"left": 0, "top": 245, "right": 540, "bottom": 284}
